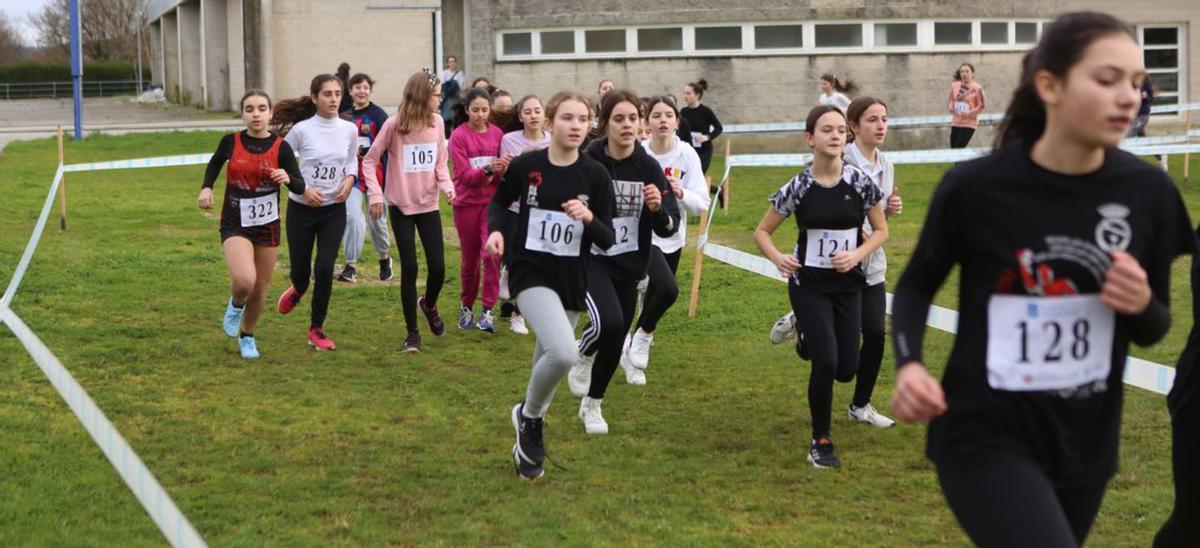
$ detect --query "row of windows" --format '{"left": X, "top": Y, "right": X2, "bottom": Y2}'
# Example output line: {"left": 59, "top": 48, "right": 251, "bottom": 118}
{"left": 497, "top": 19, "right": 1049, "bottom": 60}
{"left": 1140, "top": 26, "right": 1185, "bottom": 108}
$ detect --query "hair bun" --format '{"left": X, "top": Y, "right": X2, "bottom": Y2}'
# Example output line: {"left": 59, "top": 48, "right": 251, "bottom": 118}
{"left": 696, "top": 78, "right": 708, "bottom": 91}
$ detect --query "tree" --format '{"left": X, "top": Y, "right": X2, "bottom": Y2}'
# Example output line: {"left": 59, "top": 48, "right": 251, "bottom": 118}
{"left": 30, "top": 0, "right": 141, "bottom": 61}
{"left": 0, "top": 10, "right": 23, "bottom": 63}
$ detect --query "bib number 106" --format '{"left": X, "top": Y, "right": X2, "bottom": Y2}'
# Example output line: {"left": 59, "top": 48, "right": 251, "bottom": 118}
{"left": 1016, "top": 318, "right": 1090, "bottom": 363}
{"left": 538, "top": 218, "right": 575, "bottom": 245}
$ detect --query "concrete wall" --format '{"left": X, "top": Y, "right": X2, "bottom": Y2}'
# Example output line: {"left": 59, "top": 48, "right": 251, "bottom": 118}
{"left": 149, "top": 21, "right": 164, "bottom": 87}
{"left": 442, "top": 0, "right": 465, "bottom": 75}
{"left": 226, "top": 0, "right": 245, "bottom": 107}
{"left": 162, "top": 11, "right": 180, "bottom": 102}
{"left": 203, "top": 0, "right": 231, "bottom": 110}
{"left": 177, "top": 2, "right": 203, "bottom": 107}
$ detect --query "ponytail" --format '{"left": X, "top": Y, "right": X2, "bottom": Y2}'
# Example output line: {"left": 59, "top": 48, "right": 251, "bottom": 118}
{"left": 820, "top": 73, "right": 858, "bottom": 95}
{"left": 271, "top": 73, "right": 341, "bottom": 135}
{"left": 686, "top": 78, "right": 708, "bottom": 99}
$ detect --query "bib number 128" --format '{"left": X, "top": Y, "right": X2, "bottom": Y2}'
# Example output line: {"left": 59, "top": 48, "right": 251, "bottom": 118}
{"left": 1017, "top": 318, "right": 1090, "bottom": 363}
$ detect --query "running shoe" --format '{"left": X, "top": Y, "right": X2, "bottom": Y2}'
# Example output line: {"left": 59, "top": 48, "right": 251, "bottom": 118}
{"left": 511, "top": 403, "right": 545, "bottom": 480}
{"left": 307, "top": 326, "right": 336, "bottom": 351}
{"left": 568, "top": 349, "right": 595, "bottom": 397}
{"left": 849, "top": 403, "right": 895, "bottom": 429}
{"left": 457, "top": 304, "right": 475, "bottom": 330}
{"left": 578, "top": 397, "right": 609, "bottom": 435}
{"left": 808, "top": 437, "right": 841, "bottom": 469}
{"left": 510, "top": 313, "right": 529, "bottom": 335}
{"left": 770, "top": 311, "right": 797, "bottom": 344}
{"left": 628, "top": 328, "right": 653, "bottom": 370}
{"left": 238, "top": 335, "right": 260, "bottom": 359}
{"left": 223, "top": 298, "right": 244, "bottom": 338}
{"left": 418, "top": 296, "right": 446, "bottom": 336}
{"left": 277, "top": 286, "right": 302, "bottom": 315}
{"left": 620, "top": 352, "right": 647, "bottom": 385}
{"left": 478, "top": 308, "right": 496, "bottom": 333}
{"left": 499, "top": 300, "right": 515, "bottom": 319}
{"left": 379, "top": 257, "right": 393, "bottom": 281}
{"left": 402, "top": 330, "right": 421, "bottom": 353}
{"left": 336, "top": 264, "right": 357, "bottom": 283}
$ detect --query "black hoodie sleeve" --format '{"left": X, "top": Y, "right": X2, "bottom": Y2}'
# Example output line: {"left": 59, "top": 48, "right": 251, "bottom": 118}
{"left": 705, "top": 105, "right": 723, "bottom": 141}
{"left": 588, "top": 165, "right": 616, "bottom": 248}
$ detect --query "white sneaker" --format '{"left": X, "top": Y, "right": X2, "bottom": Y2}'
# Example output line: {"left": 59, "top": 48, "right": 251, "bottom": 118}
{"left": 769, "top": 311, "right": 797, "bottom": 344}
{"left": 568, "top": 349, "right": 595, "bottom": 397}
{"left": 628, "top": 328, "right": 653, "bottom": 370}
{"left": 510, "top": 313, "right": 529, "bottom": 335}
{"left": 849, "top": 403, "right": 896, "bottom": 429}
{"left": 499, "top": 267, "right": 510, "bottom": 300}
{"left": 620, "top": 352, "right": 647, "bottom": 385}
{"left": 578, "top": 396, "right": 609, "bottom": 435}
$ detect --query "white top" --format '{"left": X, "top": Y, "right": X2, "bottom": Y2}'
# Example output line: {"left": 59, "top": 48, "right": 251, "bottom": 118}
{"left": 843, "top": 141, "right": 894, "bottom": 286}
{"left": 440, "top": 69, "right": 466, "bottom": 89}
{"left": 643, "top": 136, "right": 711, "bottom": 253}
{"left": 283, "top": 114, "right": 359, "bottom": 206}
{"left": 818, "top": 92, "right": 852, "bottom": 113}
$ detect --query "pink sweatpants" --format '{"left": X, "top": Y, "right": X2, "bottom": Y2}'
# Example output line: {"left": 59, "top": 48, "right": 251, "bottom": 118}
{"left": 454, "top": 204, "right": 500, "bottom": 310}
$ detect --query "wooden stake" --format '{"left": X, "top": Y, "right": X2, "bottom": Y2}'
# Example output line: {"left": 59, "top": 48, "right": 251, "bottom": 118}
{"left": 1184, "top": 110, "right": 1192, "bottom": 182}
{"left": 721, "top": 139, "right": 731, "bottom": 214}
{"left": 57, "top": 126, "right": 67, "bottom": 231}
{"left": 687, "top": 209, "right": 709, "bottom": 318}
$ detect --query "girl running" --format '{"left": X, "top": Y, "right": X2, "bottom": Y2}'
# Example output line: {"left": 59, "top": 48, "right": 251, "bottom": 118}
{"left": 450, "top": 87, "right": 510, "bottom": 333}
{"left": 198, "top": 90, "right": 321, "bottom": 359}
{"left": 362, "top": 70, "right": 456, "bottom": 353}
{"left": 274, "top": 74, "right": 364, "bottom": 351}
{"left": 948, "top": 63, "right": 986, "bottom": 148}
{"left": 498, "top": 95, "right": 553, "bottom": 335}
{"left": 816, "top": 73, "right": 856, "bottom": 113}
{"left": 570, "top": 89, "right": 680, "bottom": 435}
{"left": 679, "top": 79, "right": 722, "bottom": 175}
{"left": 337, "top": 73, "right": 393, "bottom": 284}
{"left": 754, "top": 104, "right": 888, "bottom": 468}
{"left": 891, "top": 12, "right": 1192, "bottom": 545}
{"left": 488, "top": 91, "right": 614, "bottom": 480}
{"left": 623, "top": 95, "right": 710, "bottom": 375}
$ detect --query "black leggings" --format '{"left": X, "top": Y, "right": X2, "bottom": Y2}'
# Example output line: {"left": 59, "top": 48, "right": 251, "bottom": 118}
{"left": 950, "top": 126, "right": 976, "bottom": 149}
{"left": 389, "top": 207, "right": 445, "bottom": 334}
{"left": 1155, "top": 396, "right": 1200, "bottom": 547}
{"left": 635, "top": 247, "right": 681, "bottom": 333}
{"left": 789, "top": 281, "right": 861, "bottom": 439}
{"left": 579, "top": 271, "right": 639, "bottom": 400}
{"left": 854, "top": 282, "right": 886, "bottom": 407}
{"left": 286, "top": 200, "right": 347, "bottom": 328}
{"left": 938, "top": 453, "right": 1108, "bottom": 547}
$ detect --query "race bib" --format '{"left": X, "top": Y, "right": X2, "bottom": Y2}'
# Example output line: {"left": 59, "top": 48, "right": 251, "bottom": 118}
{"left": 469, "top": 156, "right": 495, "bottom": 169}
{"left": 525, "top": 207, "right": 582, "bottom": 257}
{"left": 954, "top": 101, "right": 970, "bottom": 115}
{"left": 403, "top": 143, "right": 437, "bottom": 173}
{"left": 804, "top": 228, "right": 857, "bottom": 269}
{"left": 690, "top": 132, "right": 703, "bottom": 148}
{"left": 592, "top": 216, "right": 639, "bottom": 256}
{"left": 986, "top": 294, "right": 1114, "bottom": 392}
{"left": 306, "top": 160, "right": 342, "bottom": 190}
{"left": 239, "top": 193, "right": 279, "bottom": 227}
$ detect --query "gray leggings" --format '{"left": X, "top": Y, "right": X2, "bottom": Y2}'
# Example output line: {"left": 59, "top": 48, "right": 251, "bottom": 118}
{"left": 516, "top": 286, "right": 582, "bottom": 418}
{"left": 343, "top": 186, "right": 390, "bottom": 263}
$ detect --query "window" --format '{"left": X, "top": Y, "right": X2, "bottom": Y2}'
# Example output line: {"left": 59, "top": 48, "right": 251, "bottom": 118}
{"left": 502, "top": 33, "right": 532, "bottom": 56}
{"left": 755, "top": 25, "right": 803, "bottom": 49}
{"left": 541, "top": 31, "right": 574, "bottom": 54}
{"left": 1139, "top": 26, "right": 1184, "bottom": 113}
{"left": 638, "top": 28, "right": 683, "bottom": 52}
{"left": 814, "top": 23, "right": 862, "bottom": 48}
{"left": 696, "top": 26, "right": 742, "bottom": 50}
{"left": 585, "top": 29, "right": 626, "bottom": 53}
{"left": 874, "top": 23, "right": 917, "bottom": 47}
{"left": 934, "top": 22, "right": 972, "bottom": 45}
{"left": 1015, "top": 22, "right": 1037, "bottom": 44}
{"left": 981, "top": 22, "right": 1008, "bottom": 45}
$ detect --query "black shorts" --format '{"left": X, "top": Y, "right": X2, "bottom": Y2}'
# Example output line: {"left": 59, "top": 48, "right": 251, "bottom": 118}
{"left": 221, "top": 211, "right": 281, "bottom": 247}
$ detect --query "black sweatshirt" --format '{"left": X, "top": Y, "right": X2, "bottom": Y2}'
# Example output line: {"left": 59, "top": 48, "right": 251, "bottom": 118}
{"left": 679, "top": 104, "right": 723, "bottom": 150}
{"left": 202, "top": 131, "right": 306, "bottom": 195}
{"left": 1169, "top": 225, "right": 1200, "bottom": 419}
{"left": 488, "top": 148, "right": 615, "bottom": 311}
{"left": 584, "top": 139, "right": 680, "bottom": 282}
{"left": 891, "top": 139, "right": 1194, "bottom": 483}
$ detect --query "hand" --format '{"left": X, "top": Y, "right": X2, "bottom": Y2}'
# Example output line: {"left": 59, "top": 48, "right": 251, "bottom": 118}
{"left": 698, "top": 134, "right": 709, "bottom": 144}
{"left": 562, "top": 199, "right": 594, "bottom": 224}
{"left": 771, "top": 251, "right": 801, "bottom": 278}
{"left": 444, "top": 188, "right": 457, "bottom": 203}
{"left": 369, "top": 202, "right": 384, "bottom": 219}
{"left": 643, "top": 183, "right": 662, "bottom": 212}
{"left": 886, "top": 187, "right": 903, "bottom": 216}
{"left": 1101, "top": 251, "right": 1152, "bottom": 315}
{"left": 302, "top": 187, "right": 324, "bottom": 207}
{"left": 830, "top": 249, "right": 863, "bottom": 273}
{"left": 489, "top": 158, "right": 507, "bottom": 177}
{"left": 334, "top": 177, "right": 355, "bottom": 203}
{"left": 485, "top": 231, "right": 505, "bottom": 257}
{"left": 269, "top": 168, "right": 289, "bottom": 187}
{"left": 892, "top": 362, "right": 947, "bottom": 423}
{"left": 198, "top": 188, "right": 214, "bottom": 209}
{"left": 668, "top": 175, "right": 684, "bottom": 199}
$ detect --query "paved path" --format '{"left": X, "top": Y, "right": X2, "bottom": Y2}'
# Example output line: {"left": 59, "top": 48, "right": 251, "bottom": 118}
{"left": 0, "top": 97, "right": 239, "bottom": 152}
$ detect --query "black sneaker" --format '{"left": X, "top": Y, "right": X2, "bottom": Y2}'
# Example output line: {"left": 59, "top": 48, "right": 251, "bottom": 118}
{"left": 808, "top": 437, "right": 841, "bottom": 469}
{"left": 336, "top": 264, "right": 357, "bottom": 283}
{"left": 418, "top": 296, "right": 446, "bottom": 337}
{"left": 794, "top": 331, "right": 811, "bottom": 361}
{"left": 402, "top": 330, "right": 421, "bottom": 353}
{"left": 511, "top": 403, "right": 545, "bottom": 480}
{"left": 499, "top": 301, "right": 515, "bottom": 319}
{"left": 379, "top": 257, "right": 393, "bottom": 281}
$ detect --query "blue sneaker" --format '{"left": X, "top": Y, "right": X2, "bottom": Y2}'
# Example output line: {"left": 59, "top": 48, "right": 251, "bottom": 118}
{"left": 238, "top": 336, "right": 260, "bottom": 359}
{"left": 478, "top": 308, "right": 496, "bottom": 333}
{"left": 223, "top": 298, "right": 244, "bottom": 337}
{"left": 457, "top": 305, "right": 475, "bottom": 330}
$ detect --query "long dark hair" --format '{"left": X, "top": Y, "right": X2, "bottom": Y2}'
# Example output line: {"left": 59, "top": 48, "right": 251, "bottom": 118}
{"left": 995, "top": 12, "right": 1136, "bottom": 148}
{"left": 453, "top": 87, "right": 493, "bottom": 127}
{"left": 820, "top": 73, "right": 858, "bottom": 95}
{"left": 595, "top": 89, "right": 643, "bottom": 139}
{"left": 271, "top": 74, "right": 341, "bottom": 135}
{"left": 503, "top": 94, "right": 543, "bottom": 134}
{"left": 953, "top": 63, "right": 976, "bottom": 82}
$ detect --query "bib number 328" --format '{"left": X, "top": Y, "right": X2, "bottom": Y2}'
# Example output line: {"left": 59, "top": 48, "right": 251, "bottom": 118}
{"left": 986, "top": 294, "right": 1114, "bottom": 392}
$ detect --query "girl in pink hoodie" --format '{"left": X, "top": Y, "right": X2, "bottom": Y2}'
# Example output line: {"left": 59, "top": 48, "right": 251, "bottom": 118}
{"left": 362, "top": 70, "right": 456, "bottom": 353}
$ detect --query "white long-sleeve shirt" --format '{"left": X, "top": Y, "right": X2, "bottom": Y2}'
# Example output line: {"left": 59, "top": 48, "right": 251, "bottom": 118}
{"left": 844, "top": 141, "right": 894, "bottom": 286}
{"left": 283, "top": 114, "right": 361, "bottom": 206}
{"left": 643, "top": 136, "right": 711, "bottom": 253}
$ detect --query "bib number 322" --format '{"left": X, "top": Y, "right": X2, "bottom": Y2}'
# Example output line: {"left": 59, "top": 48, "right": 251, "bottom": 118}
{"left": 239, "top": 193, "right": 279, "bottom": 227}
{"left": 986, "top": 294, "right": 1114, "bottom": 392}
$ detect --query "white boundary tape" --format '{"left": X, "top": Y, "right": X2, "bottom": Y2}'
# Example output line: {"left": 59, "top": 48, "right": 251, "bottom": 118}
{"left": 2, "top": 165, "right": 63, "bottom": 307}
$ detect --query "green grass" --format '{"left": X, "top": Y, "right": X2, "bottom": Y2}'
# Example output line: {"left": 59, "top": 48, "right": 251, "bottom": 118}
{"left": 0, "top": 133, "right": 1195, "bottom": 545}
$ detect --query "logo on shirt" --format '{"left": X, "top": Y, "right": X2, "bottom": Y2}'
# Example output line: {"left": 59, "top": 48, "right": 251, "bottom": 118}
{"left": 1094, "top": 203, "right": 1131, "bottom": 252}
{"left": 526, "top": 171, "right": 543, "bottom": 206}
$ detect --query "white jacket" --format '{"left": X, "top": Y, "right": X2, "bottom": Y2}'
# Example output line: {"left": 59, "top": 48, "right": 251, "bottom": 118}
{"left": 843, "top": 141, "right": 894, "bottom": 286}
{"left": 643, "top": 136, "right": 711, "bottom": 253}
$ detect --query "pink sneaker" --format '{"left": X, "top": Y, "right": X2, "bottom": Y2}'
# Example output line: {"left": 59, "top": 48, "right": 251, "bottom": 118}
{"left": 278, "top": 286, "right": 302, "bottom": 315}
{"left": 307, "top": 326, "right": 336, "bottom": 351}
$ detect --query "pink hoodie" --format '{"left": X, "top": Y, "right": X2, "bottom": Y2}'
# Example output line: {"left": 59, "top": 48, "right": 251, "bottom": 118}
{"left": 449, "top": 122, "right": 505, "bottom": 207}
{"left": 362, "top": 114, "right": 453, "bottom": 215}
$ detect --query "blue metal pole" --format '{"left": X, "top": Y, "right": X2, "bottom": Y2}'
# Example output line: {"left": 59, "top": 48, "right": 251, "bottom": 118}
{"left": 70, "top": 0, "right": 82, "bottom": 140}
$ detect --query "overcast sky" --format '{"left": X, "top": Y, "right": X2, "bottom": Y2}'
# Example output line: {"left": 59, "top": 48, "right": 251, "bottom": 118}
{"left": 3, "top": 0, "right": 53, "bottom": 46}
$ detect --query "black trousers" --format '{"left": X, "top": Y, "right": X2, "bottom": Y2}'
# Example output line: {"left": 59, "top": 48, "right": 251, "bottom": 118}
{"left": 286, "top": 200, "right": 347, "bottom": 328}
{"left": 1155, "top": 385, "right": 1200, "bottom": 547}
{"left": 950, "top": 126, "right": 976, "bottom": 149}
{"left": 635, "top": 246, "right": 682, "bottom": 333}
{"left": 389, "top": 207, "right": 445, "bottom": 334}
{"left": 579, "top": 270, "right": 639, "bottom": 400}
{"left": 938, "top": 453, "right": 1108, "bottom": 547}
{"left": 854, "top": 282, "right": 886, "bottom": 407}
{"left": 789, "top": 280, "right": 861, "bottom": 439}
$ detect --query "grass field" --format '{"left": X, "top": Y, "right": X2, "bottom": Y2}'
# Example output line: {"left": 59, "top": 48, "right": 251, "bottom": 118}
{"left": 0, "top": 132, "right": 1196, "bottom": 546}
